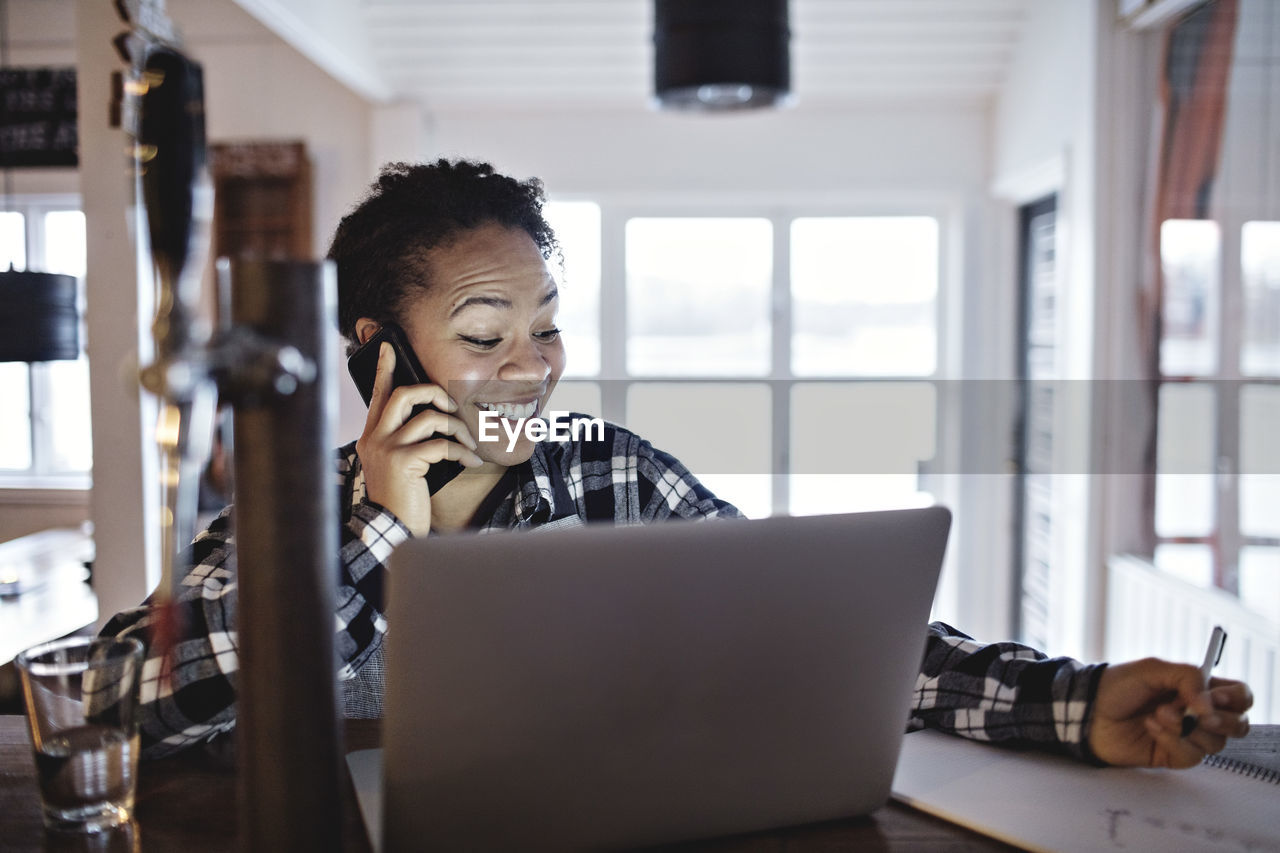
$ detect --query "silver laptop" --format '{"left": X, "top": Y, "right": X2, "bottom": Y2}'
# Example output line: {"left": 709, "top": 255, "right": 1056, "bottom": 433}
{"left": 347, "top": 506, "right": 951, "bottom": 851}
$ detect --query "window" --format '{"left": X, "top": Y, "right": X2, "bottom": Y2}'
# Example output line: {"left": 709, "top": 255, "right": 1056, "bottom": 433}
{"left": 0, "top": 198, "right": 91, "bottom": 484}
{"left": 542, "top": 200, "right": 944, "bottom": 519}
{"left": 626, "top": 217, "right": 772, "bottom": 376}
{"left": 1153, "top": 219, "right": 1280, "bottom": 625}
{"left": 791, "top": 216, "right": 938, "bottom": 377}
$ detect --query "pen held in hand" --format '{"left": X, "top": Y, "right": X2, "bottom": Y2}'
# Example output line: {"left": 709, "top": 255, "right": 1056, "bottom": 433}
{"left": 1181, "top": 625, "right": 1227, "bottom": 737}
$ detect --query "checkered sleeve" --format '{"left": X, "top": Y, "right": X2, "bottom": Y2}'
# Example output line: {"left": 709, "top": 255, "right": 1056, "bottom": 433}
{"left": 334, "top": 498, "right": 409, "bottom": 679}
{"left": 99, "top": 510, "right": 241, "bottom": 760}
{"left": 629, "top": 432, "right": 743, "bottom": 522}
{"left": 99, "top": 451, "right": 410, "bottom": 759}
{"left": 908, "top": 621, "right": 1107, "bottom": 762}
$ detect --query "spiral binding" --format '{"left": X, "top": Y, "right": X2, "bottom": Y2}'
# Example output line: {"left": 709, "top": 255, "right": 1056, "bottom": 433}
{"left": 1202, "top": 753, "right": 1280, "bottom": 785}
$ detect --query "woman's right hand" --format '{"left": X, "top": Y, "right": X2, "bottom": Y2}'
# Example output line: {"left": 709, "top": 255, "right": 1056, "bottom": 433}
{"left": 355, "top": 341, "right": 483, "bottom": 535}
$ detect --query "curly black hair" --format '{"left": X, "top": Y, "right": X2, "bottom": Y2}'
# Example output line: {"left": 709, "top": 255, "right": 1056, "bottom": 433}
{"left": 327, "top": 158, "right": 559, "bottom": 348}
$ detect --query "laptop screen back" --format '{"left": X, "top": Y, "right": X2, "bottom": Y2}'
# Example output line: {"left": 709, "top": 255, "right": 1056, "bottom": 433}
{"left": 379, "top": 506, "right": 951, "bottom": 850}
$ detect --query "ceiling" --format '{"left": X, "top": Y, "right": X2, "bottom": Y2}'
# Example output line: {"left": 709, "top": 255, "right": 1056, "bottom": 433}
{"left": 352, "top": 0, "right": 1031, "bottom": 112}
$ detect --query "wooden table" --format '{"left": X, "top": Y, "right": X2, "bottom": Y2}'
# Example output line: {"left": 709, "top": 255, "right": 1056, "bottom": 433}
{"left": 0, "top": 528, "right": 98, "bottom": 715}
{"left": 0, "top": 714, "right": 1015, "bottom": 851}
{"left": 0, "top": 528, "right": 98, "bottom": 662}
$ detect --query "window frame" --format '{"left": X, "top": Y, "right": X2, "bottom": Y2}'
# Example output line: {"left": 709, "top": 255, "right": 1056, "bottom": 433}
{"left": 0, "top": 193, "right": 91, "bottom": 490}
{"left": 546, "top": 193, "right": 962, "bottom": 517}
{"left": 1153, "top": 212, "right": 1280, "bottom": 597}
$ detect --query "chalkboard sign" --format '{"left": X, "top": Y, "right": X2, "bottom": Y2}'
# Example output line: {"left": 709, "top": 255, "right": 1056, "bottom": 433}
{"left": 0, "top": 68, "right": 78, "bottom": 168}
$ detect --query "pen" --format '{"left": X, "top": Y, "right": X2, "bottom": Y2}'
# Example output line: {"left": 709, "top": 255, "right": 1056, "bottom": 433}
{"left": 1180, "top": 625, "right": 1227, "bottom": 737}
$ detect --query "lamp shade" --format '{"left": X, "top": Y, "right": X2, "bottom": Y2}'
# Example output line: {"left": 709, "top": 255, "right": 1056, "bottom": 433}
{"left": 0, "top": 268, "right": 80, "bottom": 361}
{"left": 654, "top": 0, "right": 791, "bottom": 111}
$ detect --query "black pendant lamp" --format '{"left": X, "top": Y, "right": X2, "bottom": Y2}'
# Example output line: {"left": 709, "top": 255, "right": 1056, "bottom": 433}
{"left": 653, "top": 0, "right": 791, "bottom": 111}
{"left": 0, "top": 267, "right": 79, "bottom": 361}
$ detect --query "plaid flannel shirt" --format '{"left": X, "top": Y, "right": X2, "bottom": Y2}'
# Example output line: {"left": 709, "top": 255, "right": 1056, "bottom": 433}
{"left": 101, "top": 417, "right": 1105, "bottom": 761}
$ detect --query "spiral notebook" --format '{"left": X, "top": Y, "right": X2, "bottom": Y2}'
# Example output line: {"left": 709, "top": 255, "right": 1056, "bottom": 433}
{"left": 891, "top": 725, "right": 1280, "bottom": 853}
{"left": 1202, "top": 723, "right": 1280, "bottom": 783}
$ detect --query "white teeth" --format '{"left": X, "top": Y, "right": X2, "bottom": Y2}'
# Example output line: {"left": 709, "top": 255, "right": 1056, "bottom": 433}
{"left": 478, "top": 400, "right": 537, "bottom": 420}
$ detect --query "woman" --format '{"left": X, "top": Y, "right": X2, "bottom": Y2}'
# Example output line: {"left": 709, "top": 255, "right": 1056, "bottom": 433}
{"left": 104, "top": 159, "right": 1252, "bottom": 769}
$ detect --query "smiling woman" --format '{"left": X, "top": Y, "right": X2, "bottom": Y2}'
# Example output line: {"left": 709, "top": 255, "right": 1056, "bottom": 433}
{"left": 97, "top": 159, "right": 742, "bottom": 754}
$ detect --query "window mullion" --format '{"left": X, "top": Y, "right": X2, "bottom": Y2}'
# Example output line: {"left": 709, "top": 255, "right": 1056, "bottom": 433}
{"left": 771, "top": 212, "right": 791, "bottom": 514}
{"left": 28, "top": 364, "right": 51, "bottom": 477}
{"left": 26, "top": 207, "right": 49, "bottom": 477}
{"left": 599, "top": 206, "right": 628, "bottom": 424}
{"left": 27, "top": 207, "right": 56, "bottom": 478}
{"left": 1216, "top": 220, "right": 1244, "bottom": 593}
{"left": 1215, "top": 380, "right": 1241, "bottom": 593}
{"left": 770, "top": 212, "right": 791, "bottom": 377}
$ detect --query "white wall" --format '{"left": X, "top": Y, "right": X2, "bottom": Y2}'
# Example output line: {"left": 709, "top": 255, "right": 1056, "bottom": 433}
{"left": 427, "top": 106, "right": 989, "bottom": 197}
{"left": 994, "top": 3, "right": 1097, "bottom": 195}
{"left": 993, "top": 0, "right": 1099, "bottom": 386}
{"left": 229, "top": 0, "right": 387, "bottom": 101}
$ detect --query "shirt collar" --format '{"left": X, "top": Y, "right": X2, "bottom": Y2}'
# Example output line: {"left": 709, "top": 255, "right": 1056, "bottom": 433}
{"left": 508, "top": 441, "right": 573, "bottom": 526}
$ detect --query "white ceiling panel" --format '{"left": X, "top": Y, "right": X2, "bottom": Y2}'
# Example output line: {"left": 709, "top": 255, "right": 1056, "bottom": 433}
{"left": 355, "top": 0, "right": 1028, "bottom": 111}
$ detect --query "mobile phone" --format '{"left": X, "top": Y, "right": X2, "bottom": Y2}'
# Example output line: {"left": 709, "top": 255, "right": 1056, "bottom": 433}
{"left": 346, "top": 323, "right": 464, "bottom": 495}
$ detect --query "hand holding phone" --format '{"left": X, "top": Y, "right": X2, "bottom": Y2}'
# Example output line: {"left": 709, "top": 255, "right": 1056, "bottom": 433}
{"left": 347, "top": 323, "right": 467, "bottom": 495}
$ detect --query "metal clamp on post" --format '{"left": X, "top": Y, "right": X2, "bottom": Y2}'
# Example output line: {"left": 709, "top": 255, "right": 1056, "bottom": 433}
{"left": 209, "top": 324, "right": 317, "bottom": 409}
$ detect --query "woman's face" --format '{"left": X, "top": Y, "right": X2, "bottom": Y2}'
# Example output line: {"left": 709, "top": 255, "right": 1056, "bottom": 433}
{"left": 383, "top": 222, "right": 566, "bottom": 468}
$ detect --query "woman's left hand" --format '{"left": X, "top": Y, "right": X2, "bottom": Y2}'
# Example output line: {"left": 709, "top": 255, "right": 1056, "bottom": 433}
{"left": 1087, "top": 657, "right": 1253, "bottom": 768}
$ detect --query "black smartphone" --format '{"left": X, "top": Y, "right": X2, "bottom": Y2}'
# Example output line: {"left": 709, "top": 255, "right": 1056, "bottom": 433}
{"left": 346, "top": 323, "right": 464, "bottom": 495}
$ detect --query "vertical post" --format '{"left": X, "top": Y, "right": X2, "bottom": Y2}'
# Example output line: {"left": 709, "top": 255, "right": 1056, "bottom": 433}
{"left": 76, "top": 0, "right": 162, "bottom": 623}
{"left": 229, "top": 259, "right": 343, "bottom": 852}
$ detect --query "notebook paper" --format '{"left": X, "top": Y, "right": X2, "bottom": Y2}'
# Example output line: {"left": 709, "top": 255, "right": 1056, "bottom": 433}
{"left": 891, "top": 729, "right": 1280, "bottom": 853}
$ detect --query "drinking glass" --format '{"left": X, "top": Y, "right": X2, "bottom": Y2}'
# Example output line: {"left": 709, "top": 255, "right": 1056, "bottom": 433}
{"left": 15, "top": 635, "right": 145, "bottom": 832}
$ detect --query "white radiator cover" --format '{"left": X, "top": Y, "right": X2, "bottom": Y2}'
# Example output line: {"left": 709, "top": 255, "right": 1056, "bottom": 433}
{"left": 1106, "top": 554, "right": 1279, "bottom": 724}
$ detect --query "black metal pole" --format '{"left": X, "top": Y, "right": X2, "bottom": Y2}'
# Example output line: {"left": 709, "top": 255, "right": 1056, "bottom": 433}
{"left": 229, "top": 259, "right": 343, "bottom": 852}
